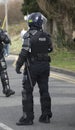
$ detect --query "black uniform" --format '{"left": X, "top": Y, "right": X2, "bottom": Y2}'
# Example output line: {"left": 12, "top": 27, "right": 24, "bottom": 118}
{"left": 16, "top": 27, "right": 53, "bottom": 125}
{"left": 0, "top": 29, "right": 15, "bottom": 97}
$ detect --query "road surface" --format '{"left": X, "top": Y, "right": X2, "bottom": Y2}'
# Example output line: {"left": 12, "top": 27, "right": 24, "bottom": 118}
{"left": 0, "top": 55, "right": 75, "bottom": 130}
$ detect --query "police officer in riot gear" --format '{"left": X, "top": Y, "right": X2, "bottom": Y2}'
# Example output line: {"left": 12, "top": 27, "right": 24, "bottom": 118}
{"left": 16, "top": 12, "right": 53, "bottom": 125}
{"left": 0, "top": 27, "right": 15, "bottom": 97}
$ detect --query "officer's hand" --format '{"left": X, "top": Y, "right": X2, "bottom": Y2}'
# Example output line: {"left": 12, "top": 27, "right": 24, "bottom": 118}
{"left": 16, "top": 67, "right": 22, "bottom": 74}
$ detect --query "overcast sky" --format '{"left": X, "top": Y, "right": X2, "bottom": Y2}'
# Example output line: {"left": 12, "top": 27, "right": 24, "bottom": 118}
{"left": 0, "top": 0, "right": 5, "bottom": 3}
{"left": 0, "top": 0, "right": 21, "bottom": 3}
{"left": 0, "top": 0, "right": 8, "bottom": 3}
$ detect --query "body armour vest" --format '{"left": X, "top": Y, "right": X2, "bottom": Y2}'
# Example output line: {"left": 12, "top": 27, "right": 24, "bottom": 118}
{"left": 30, "top": 30, "right": 50, "bottom": 56}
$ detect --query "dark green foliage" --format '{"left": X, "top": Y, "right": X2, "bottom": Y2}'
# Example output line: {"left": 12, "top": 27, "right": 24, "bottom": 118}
{"left": 65, "top": 39, "right": 75, "bottom": 50}
{"left": 21, "top": 0, "right": 40, "bottom": 15}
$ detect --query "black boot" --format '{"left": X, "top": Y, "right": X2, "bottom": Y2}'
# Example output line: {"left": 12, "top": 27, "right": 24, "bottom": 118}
{"left": 3, "top": 89, "right": 15, "bottom": 97}
{"left": 39, "top": 113, "right": 52, "bottom": 123}
{"left": 16, "top": 116, "right": 33, "bottom": 125}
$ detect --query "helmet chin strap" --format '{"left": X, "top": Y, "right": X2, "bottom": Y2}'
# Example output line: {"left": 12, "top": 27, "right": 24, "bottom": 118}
{"left": 30, "top": 26, "right": 42, "bottom": 30}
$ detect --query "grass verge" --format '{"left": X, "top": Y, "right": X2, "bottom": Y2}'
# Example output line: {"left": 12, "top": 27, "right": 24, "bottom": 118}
{"left": 50, "top": 48, "right": 75, "bottom": 71}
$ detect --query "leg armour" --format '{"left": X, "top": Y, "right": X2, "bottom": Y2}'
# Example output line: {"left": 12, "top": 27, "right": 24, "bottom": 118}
{"left": 0, "top": 57, "right": 7, "bottom": 71}
{"left": 0, "top": 56, "right": 15, "bottom": 97}
{"left": 22, "top": 88, "right": 34, "bottom": 120}
{"left": 1, "top": 70, "right": 10, "bottom": 92}
{"left": 40, "top": 92, "right": 52, "bottom": 118}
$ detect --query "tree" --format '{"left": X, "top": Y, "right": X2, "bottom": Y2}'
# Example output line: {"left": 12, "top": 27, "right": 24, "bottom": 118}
{"left": 37, "top": 0, "right": 75, "bottom": 48}
{"left": 21, "top": 0, "right": 40, "bottom": 15}
{"left": 8, "top": 1, "right": 24, "bottom": 24}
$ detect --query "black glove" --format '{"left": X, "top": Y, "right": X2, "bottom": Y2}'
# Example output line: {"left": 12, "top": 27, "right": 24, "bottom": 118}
{"left": 16, "top": 67, "right": 22, "bottom": 74}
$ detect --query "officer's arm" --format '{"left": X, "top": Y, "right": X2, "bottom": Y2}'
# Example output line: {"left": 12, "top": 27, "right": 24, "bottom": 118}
{"left": 16, "top": 31, "right": 30, "bottom": 74}
{"left": 16, "top": 48, "right": 28, "bottom": 74}
{"left": 48, "top": 34, "right": 53, "bottom": 53}
{"left": 0, "top": 29, "right": 10, "bottom": 44}
{"left": 3, "top": 34, "right": 11, "bottom": 44}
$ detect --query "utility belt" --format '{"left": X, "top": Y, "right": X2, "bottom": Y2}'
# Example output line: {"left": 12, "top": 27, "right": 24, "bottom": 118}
{"left": 30, "top": 54, "right": 51, "bottom": 62}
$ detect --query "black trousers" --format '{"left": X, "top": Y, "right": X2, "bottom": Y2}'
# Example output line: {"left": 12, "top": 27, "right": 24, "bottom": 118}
{"left": 22, "top": 61, "right": 52, "bottom": 120}
{"left": 0, "top": 55, "right": 10, "bottom": 91}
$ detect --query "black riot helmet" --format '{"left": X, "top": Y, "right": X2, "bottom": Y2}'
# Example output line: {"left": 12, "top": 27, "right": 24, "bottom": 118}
{"left": 28, "top": 12, "right": 47, "bottom": 29}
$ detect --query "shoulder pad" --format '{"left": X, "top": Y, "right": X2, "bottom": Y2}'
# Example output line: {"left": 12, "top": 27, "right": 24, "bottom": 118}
{"left": 43, "top": 30, "right": 51, "bottom": 37}
{"left": 45, "top": 32, "right": 51, "bottom": 37}
{"left": 29, "top": 30, "right": 37, "bottom": 36}
{"left": 23, "top": 31, "right": 29, "bottom": 39}
{"left": 47, "top": 33, "right": 51, "bottom": 37}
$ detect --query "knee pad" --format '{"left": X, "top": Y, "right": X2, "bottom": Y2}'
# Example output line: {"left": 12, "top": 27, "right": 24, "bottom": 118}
{"left": 22, "top": 88, "right": 27, "bottom": 101}
{"left": 0, "top": 57, "right": 7, "bottom": 70}
{"left": 22, "top": 88, "right": 33, "bottom": 101}
{"left": 22, "top": 74, "right": 28, "bottom": 85}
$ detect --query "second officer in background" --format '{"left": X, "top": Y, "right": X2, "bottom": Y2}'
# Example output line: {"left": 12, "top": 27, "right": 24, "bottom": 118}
{"left": 16, "top": 12, "right": 53, "bottom": 125}
{"left": 0, "top": 21, "right": 15, "bottom": 97}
